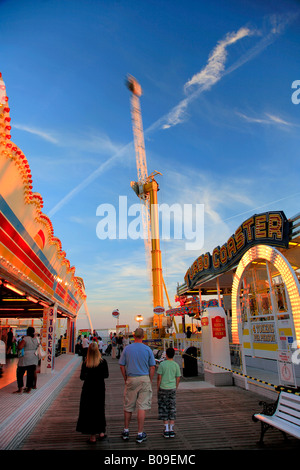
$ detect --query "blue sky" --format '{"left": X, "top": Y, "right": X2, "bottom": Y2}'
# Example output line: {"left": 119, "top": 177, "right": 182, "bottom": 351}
{"left": 1, "top": 0, "right": 300, "bottom": 331}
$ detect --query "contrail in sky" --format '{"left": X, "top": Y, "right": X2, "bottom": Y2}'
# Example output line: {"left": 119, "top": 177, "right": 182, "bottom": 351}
{"left": 48, "top": 142, "right": 133, "bottom": 217}
{"left": 222, "top": 192, "right": 300, "bottom": 224}
{"left": 48, "top": 14, "right": 294, "bottom": 218}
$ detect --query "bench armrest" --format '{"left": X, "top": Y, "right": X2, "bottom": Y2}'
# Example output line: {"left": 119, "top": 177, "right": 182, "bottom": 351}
{"left": 252, "top": 398, "right": 278, "bottom": 422}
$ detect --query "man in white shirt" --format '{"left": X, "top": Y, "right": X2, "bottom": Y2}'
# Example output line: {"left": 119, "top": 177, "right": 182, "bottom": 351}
{"left": 98, "top": 337, "right": 104, "bottom": 354}
{"left": 81, "top": 335, "right": 89, "bottom": 361}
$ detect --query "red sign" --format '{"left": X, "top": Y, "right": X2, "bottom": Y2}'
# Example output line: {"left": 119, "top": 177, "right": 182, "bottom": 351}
{"left": 201, "top": 317, "right": 209, "bottom": 326}
{"left": 212, "top": 316, "right": 226, "bottom": 339}
{"left": 112, "top": 309, "right": 120, "bottom": 318}
{"left": 154, "top": 306, "right": 165, "bottom": 314}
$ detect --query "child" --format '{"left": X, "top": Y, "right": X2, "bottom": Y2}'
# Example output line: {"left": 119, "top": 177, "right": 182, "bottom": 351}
{"left": 157, "top": 347, "right": 181, "bottom": 438}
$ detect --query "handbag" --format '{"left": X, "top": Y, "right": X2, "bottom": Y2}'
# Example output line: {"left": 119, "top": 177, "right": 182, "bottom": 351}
{"left": 18, "top": 348, "right": 24, "bottom": 358}
{"left": 35, "top": 344, "right": 46, "bottom": 359}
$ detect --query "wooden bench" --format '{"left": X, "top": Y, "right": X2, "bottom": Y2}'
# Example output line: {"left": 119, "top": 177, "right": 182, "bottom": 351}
{"left": 252, "top": 390, "right": 300, "bottom": 445}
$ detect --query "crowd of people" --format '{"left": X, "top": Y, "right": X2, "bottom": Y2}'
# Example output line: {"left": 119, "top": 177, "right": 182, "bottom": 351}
{"left": 76, "top": 327, "right": 181, "bottom": 444}
{"left": 75, "top": 331, "right": 131, "bottom": 360}
{"left": 75, "top": 333, "right": 107, "bottom": 359}
{"left": 4, "top": 325, "right": 182, "bottom": 444}
{"left": 4, "top": 327, "right": 34, "bottom": 358}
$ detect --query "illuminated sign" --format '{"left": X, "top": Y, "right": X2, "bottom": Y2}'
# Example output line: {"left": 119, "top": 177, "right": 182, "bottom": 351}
{"left": 184, "top": 211, "right": 290, "bottom": 289}
{"left": 231, "top": 245, "right": 300, "bottom": 345}
{"left": 47, "top": 307, "right": 56, "bottom": 369}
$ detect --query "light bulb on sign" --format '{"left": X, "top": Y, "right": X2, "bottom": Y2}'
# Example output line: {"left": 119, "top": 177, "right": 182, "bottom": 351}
{"left": 135, "top": 315, "right": 143, "bottom": 325}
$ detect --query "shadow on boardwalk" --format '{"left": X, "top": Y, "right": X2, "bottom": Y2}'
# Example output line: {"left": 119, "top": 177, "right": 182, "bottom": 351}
{"left": 20, "top": 355, "right": 300, "bottom": 452}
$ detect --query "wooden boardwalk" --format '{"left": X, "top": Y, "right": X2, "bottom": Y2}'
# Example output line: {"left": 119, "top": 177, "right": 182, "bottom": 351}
{"left": 20, "top": 355, "right": 300, "bottom": 451}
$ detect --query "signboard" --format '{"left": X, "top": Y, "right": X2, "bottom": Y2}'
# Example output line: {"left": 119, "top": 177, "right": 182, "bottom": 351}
{"left": 212, "top": 316, "right": 226, "bottom": 339}
{"left": 16, "top": 329, "right": 27, "bottom": 337}
{"left": 277, "top": 350, "right": 296, "bottom": 387}
{"left": 78, "top": 329, "right": 91, "bottom": 336}
{"left": 201, "top": 317, "right": 209, "bottom": 327}
{"left": 40, "top": 306, "right": 57, "bottom": 373}
{"left": 143, "top": 339, "right": 163, "bottom": 348}
{"left": 252, "top": 322, "right": 276, "bottom": 344}
{"left": 201, "top": 308, "right": 231, "bottom": 381}
{"left": 184, "top": 211, "right": 290, "bottom": 289}
{"left": 61, "top": 338, "right": 68, "bottom": 352}
{"left": 112, "top": 309, "right": 120, "bottom": 318}
{"left": 154, "top": 306, "right": 165, "bottom": 314}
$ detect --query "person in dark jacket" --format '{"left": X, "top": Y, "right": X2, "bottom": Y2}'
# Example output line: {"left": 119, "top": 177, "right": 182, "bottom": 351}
{"left": 76, "top": 342, "right": 109, "bottom": 443}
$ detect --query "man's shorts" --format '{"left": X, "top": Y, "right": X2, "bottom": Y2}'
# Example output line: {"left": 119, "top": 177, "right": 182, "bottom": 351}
{"left": 158, "top": 388, "right": 177, "bottom": 420}
{"left": 124, "top": 375, "right": 152, "bottom": 412}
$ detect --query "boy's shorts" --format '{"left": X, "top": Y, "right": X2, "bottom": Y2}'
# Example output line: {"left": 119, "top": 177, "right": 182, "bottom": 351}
{"left": 158, "top": 388, "right": 177, "bottom": 420}
{"left": 124, "top": 376, "right": 152, "bottom": 412}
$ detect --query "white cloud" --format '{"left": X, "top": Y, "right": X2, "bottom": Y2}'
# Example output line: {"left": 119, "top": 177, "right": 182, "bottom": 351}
{"left": 13, "top": 123, "right": 58, "bottom": 143}
{"left": 184, "top": 27, "right": 252, "bottom": 92}
{"left": 160, "top": 27, "right": 255, "bottom": 130}
{"left": 160, "top": 14, "right": 295, "bottom": 131}
{"left": 237, "top": 111, "right": 298, "bottom": 128}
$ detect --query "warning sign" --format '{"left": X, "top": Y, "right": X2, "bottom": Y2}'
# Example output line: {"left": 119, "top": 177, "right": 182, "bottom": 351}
{"left": 277, "top": 350, "right": 296, "bottom": 387}
{"left": 212, "top": 316, "right": 226, "bottom": 339}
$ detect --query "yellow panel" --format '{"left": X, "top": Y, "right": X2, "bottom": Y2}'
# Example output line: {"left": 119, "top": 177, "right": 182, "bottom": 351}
{"left": 252, "top": 342, "right": 278, "bottom": 351}
{"left": 278, "top": 328, "right": 293, "bottom": 336}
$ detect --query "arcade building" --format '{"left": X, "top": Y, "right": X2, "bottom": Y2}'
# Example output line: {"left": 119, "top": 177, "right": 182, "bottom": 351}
{"left": 0, "top": 72, "right": 86, "bottom": 372}
{"left": 174, "top": 210, "right": 300, "bottom": 389}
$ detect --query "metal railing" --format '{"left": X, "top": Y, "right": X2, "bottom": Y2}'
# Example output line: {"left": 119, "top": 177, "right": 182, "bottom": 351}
{"left": 162, "top": 337, "right": 202, "bottom": 357}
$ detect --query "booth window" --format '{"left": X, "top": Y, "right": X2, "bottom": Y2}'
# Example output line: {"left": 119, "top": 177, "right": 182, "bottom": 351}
{"left": 269, "top": 264, "right": 290, "bottom": 320}
{"left": 239, "top": 259, "right": 292, "bottom": 323}
{"left": 240, "top": 260, "right": 273, "bottom": 323}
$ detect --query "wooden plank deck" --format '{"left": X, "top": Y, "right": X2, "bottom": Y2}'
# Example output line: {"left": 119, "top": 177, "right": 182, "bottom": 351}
{"left": 20, "top": 355, "right": 300, "bottom": 451}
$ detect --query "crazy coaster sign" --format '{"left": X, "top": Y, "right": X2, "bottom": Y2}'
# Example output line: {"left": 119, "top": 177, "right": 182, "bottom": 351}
{"left": 184, "top": 211, "right": 290, "bottom": 289}
{"left": 112, "top": 309, "right": 120, "bottom": 319}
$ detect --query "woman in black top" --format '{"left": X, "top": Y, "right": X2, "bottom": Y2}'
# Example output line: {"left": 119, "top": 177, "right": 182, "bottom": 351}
{"left": 76, "top": 342, "right": 109, "bottom": 443}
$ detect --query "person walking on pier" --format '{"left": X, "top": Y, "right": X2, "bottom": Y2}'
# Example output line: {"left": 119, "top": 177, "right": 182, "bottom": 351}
{"left": 14, "top": 326, "right": 39, "bottom": 394}
{"left": 116, "top": 334, "right": 123, "bottom": 359}
{"left": 81, "top": 335, "right": 89, "bottom": 361}
{"left": 119, "top": 327, "right": 156, "bottom": 443}
{"left": 157, "top": 347, "right": 181, "bottom": 438}
{"left": 6, "top": 328, "right": 13, "bottom": 356}
{"left": 76, "top": 342, "right": 109, "bottom": 443}
{"left": 111, "top": 333, "right": 117, "bottom": 358}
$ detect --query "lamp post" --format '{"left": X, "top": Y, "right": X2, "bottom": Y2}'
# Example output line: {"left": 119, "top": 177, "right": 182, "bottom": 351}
{"left": 135, "top": 314, "right": 143, "bottom": 327}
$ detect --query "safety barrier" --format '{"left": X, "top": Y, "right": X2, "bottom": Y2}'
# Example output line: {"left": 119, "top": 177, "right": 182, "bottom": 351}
{"left": 201, "top": 358, "right": 300, "bottom": 396}
{"left": 163, "top": 338, "right": 300, "bottom": 396}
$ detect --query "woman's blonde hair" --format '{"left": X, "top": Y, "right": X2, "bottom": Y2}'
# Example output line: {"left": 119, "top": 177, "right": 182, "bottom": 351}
{"left": 86, "top": 342, "right": 102, "bottom": 368}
